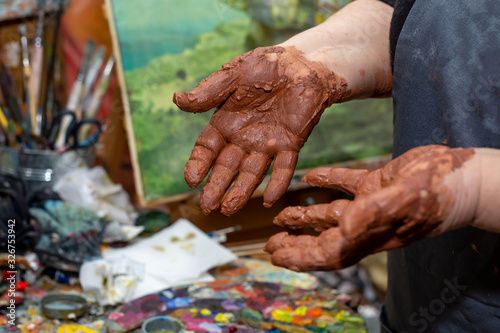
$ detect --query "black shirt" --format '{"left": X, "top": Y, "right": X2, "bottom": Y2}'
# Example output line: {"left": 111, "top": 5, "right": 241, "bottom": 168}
{"left": 379, "top": 0, "right": 416, "bottom": 65}
{"left": 376, "top": 1, "right": 500, "bottom": 331}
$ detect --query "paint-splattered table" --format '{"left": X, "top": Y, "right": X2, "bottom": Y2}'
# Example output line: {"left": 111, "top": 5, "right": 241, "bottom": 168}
{"left": 0, "top": 259, "right": 366, "bottom": 333}
{"left": 106, "top": 280, "right": 366, "bottom": 333}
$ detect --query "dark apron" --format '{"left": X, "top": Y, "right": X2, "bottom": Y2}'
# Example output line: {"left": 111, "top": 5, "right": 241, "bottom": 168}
{"left": 381, "top": 0, "right": 500, "bottom": 332}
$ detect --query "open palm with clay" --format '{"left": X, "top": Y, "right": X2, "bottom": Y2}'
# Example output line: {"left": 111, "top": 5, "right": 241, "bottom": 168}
{"left": 265, "top": 145, "right": 481, "bottom": 271}
{"left": 173, "top": 46, "right": 341, "bottom": 216}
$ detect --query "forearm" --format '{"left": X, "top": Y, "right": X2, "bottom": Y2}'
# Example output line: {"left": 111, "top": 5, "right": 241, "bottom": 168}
{"left": 443, "top": 148, "right": 500, "bottom": 234}
{"left": 471, "top": 148, "right": 500, "bottom": 232}
{"left": 279, "top": 0, "right": 393, "bottom": 101}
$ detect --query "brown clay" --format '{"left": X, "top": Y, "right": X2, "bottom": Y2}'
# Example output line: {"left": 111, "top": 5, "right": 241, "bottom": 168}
{"left": 265, "top": 145, "right": 475, "bottom": 271}
{"left": 174, "top": 46, "right": 352, "bottom": 215}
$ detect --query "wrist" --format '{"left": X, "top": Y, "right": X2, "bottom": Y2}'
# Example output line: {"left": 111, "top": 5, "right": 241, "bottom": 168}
{"left": 277, "top": 0, "right": 393, "bottom": 102}
{"left": 438, "top": 149, "right": 481, "bottom": 234}
{"left": 470, "top": 148, "right": 500, "bottom": 232}
{"left": 441, "top": 148, "right": 500, "bottom": 234}
{"left": 278, "top": 43, "right": 391, "bottom": 104}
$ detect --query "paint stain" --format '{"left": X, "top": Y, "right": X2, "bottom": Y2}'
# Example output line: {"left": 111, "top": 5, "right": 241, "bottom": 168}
{"left": 170, "top": 232, "right": 197, "bottom": 253}
{"left": 57, "top": 325, "right": 98, "bottom": 333}
{"left": 295, "top": 306, "right": 307, "bottom": 316}
{"left": 271, "top": 309, "right": 293, "bottom": 323}
{"left": 181, "top": 243, "right": 195, "bottom": 251}
{"left": 470, "top": 242, "right": 482, "bottom": 256}
{"left": 214, "top": 313, "right": 234, "bottom": 323}
{"left": 171, "top": 233, "right": 196, "bottom": 243}
{"left": 152, "top": 245, "right": 165, "bottom": 252}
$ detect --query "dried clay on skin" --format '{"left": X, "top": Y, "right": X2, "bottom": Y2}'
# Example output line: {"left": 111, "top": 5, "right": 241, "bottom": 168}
{"left": 266, "top": 146, "right": 475, "bottom": 271}
{"left": 174, "top": 46, "right": 358, "bottom": 215}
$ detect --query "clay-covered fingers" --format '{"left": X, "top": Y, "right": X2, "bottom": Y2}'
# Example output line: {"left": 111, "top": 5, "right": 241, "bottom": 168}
{"left": 263, "top": 151, "right": 298, "bottom": 208}
{"left": 265, "top": 229, "right": 351, "bottom": 271}
{"left": 173, "top": 65, "right": 238, "bottom": 112}
{"left": 303, "top": 167, "right": 369, "bottom": 196}
{"left": 199, "top": 144, "right": 246, "bottom": 214}
{"left": 273, "top": 200, "right": 351, "bottom": 231}
{"left": 184, "top": 124, "right": 226, "bottom": 188}
{"left": 264, "top": 232, "right": 320, "bottom": 253}
{"left": 340, "top": 184, "right": 422, "bottom": 243}
{"left": 221, "top": 152, "right": 272, "bottom": 216}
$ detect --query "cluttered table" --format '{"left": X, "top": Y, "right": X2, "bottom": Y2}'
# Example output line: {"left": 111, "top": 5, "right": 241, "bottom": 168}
{"left": 1, "top": 255, "right": 368, "bottom": 333}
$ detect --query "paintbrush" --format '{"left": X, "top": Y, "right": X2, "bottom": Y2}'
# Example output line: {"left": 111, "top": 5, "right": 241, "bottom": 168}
{"left": 0, "top": 104, "right": 19, "bottom": 148}
{"left": 77, "top": 45, "right": 106, "bottom": 118}
{"left": 0, "top": 63, "right": 24, "bottom": 136}
{"left": 31, "top": 6, "right": 46, "bottom": 136}
{"left": 20, "top": 24, "right": 38, "bottom": 137}
{"left": 42, "top": 1, "right": 64, "bottom": 135}
{"left": 53, "top": 39, "right": 95, "bottom": 150}
{"left": 79, "top": 56, "right": 115, "bottom": 139}
{"left": 0, "top": 104, "right": 9, "bottom": 136}
{"left": 67, "top": 40, "right": 95, "bottom": 114}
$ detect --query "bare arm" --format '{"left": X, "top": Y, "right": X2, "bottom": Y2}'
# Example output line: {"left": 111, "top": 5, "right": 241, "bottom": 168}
{"left": 281, "top": 0, "right": 393, "bottom": 100}
{"left": 445, "top": 148, "right": 500, "bottom": 234}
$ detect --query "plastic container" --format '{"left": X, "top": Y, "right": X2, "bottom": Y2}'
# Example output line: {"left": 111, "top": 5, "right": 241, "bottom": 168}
{"left": 0, "top": 146, "right": 95, "bottom": 198}
{"left": 142, "top": 316, "right": 184, "bottom": 333}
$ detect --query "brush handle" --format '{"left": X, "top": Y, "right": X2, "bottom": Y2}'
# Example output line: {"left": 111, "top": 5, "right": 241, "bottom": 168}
{"left": 31, "top": 46, "right": 44, "bottom": 107}
{"left": 23, "top": 66, "right": 38, "bottom": 136}
{"left": 53, "top": 114, "right": 73, "bottom": 150}
{"left": 54, "top": 80, "right": 84, "bottom": 149}
{"left": 66, "top": 80, "right": 84, "bottom": 116}
{"left": 79, "top": 92, "right": 105, "bottom": 140}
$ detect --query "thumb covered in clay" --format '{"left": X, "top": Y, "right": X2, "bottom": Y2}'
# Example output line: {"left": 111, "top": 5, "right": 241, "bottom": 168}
{"left": 173, "top": 62, "right": 239, "bottom": 113}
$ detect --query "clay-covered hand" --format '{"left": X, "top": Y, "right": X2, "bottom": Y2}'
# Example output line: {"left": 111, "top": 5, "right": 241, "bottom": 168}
{"left": 173, "top": 46, "right": 345, "bottom": 216}
{"left": 265, "top": 145, "right": 479, "bottom": 271}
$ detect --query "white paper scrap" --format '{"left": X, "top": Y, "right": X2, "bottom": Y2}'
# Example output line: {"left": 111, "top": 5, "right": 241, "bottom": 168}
{"left": 102, "top": 219, "right": 237, "bottom": 293}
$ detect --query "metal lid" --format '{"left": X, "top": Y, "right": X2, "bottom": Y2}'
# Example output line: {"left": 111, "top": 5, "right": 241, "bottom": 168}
{"left": 41, "top": 294, "right": 88, "bottom": 319}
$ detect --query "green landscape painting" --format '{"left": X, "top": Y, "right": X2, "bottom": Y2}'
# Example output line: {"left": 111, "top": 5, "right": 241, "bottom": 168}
{"left": 107, "top": 0, "right": 393, "bottom": 204}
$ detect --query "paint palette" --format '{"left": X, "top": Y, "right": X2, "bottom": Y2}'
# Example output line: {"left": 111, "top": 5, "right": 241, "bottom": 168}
{"left": 209, "top": 259, "right": 318, "bottom": 290}
{"left": 105, "top": 281, "right": 366, "bottom": 333}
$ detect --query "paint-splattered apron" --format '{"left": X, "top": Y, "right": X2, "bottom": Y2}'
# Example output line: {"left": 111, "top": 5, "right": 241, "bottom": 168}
{"left": 381, "top": 0, "right": 500, "bottom": 332}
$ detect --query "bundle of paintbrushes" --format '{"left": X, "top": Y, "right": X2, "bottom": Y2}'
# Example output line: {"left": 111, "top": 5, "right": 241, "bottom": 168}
{"left": 0, "top": 3, "right": 114, "bottom": 152}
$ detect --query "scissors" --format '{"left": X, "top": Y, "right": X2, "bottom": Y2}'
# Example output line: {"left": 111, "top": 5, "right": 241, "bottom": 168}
{"left": 48, "top": 110, "right": 102, "bottom": 151}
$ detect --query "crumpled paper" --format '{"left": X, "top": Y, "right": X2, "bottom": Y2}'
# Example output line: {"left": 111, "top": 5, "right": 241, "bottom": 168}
{"left": 101, "top": 221, "right": 144, "bottom": 244}
{"left": 102, "top": 219, "right": 237, "bottom": 300}
{"left": 53, "top": 166, "right": 136, "bottom": 225}
{"left": 80, "top": 256, "right": 145, "bottom": 306}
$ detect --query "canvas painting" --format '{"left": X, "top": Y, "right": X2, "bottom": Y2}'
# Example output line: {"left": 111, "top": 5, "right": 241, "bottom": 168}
{"left": 106, "top": 0, "right": 393, "bottom": 205}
